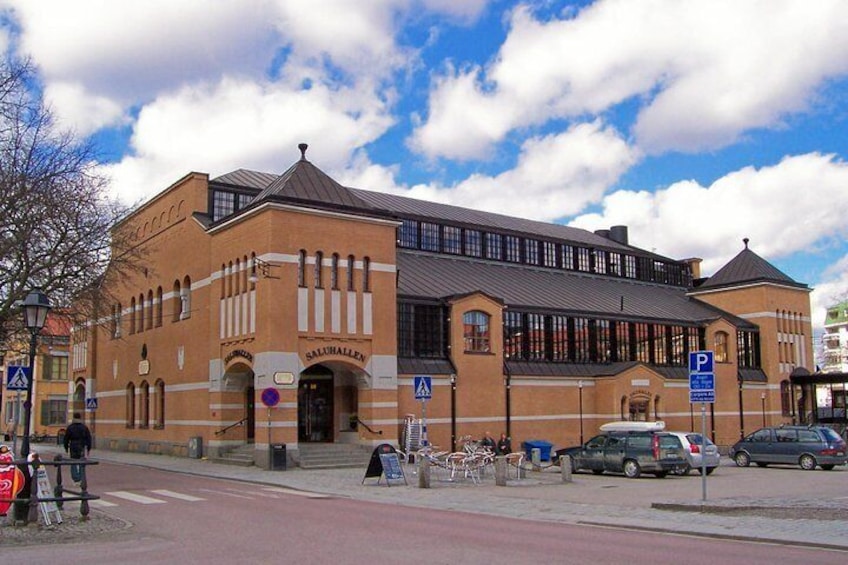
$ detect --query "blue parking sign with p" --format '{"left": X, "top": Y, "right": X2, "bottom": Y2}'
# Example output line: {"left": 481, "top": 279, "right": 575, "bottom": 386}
{"left": 689, "top": 351, "right": 713, "bottom": 374}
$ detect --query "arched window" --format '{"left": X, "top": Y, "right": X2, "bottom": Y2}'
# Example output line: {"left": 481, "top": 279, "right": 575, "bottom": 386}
{"left": 155, "top": 379, "right": 166, "bottom": 428}
{"left": 780, "top": 379, "right": 791, "bottom": 417}
{"left": 181, "top": 276, "right": 192, "bottom": 319}
{"left": 314, "top": 251, "right": 324, "bottom": 288}
{"left": 463, "top": 311, "right": 491, "bottom": 352}
{"left": 126, "top": 383, "right": 136, "bottom": 428}
{"left": 331, "top": 253, "right": 340, "bottom": 290}
{"left": 138, "top": 293, "right": 145, "bottom": 332}
{"left": 298, "top": 250, "right": 307, "bottom": 287}
{"left": 172, "top": 280, "right": 182, "bottom": 322}
{"left": 363, "top": 256, "right": 371, "bottom": 292}
{"left": 146, "top": 290, "right": 154, "bottom": 330}
{"left": 347, "top": 255, "right": 355, "bottom": 291}
{"left": 129, "top": 297, "right": 136, "bottom": 334}
{"left": 714, "top": 331, "right": 729, "bottom": 362}
{"left": 155, "top": 288, "right": 163, "bottom": 327}
{"left": 139, "top": 380, "right": 150, "bottom": 428}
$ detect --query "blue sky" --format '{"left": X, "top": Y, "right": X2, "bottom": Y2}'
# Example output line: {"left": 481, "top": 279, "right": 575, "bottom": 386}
{"left": 2, "top": 0, "right": 847, "bottom": 329}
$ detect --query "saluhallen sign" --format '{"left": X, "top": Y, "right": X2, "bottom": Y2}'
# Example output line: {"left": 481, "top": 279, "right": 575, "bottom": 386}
{"left": 304, "top": 345, "right": 367, "bottom": 364}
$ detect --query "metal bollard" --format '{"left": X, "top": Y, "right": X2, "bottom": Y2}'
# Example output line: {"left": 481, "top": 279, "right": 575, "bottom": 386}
{"left": 560, "top": 455, "right": 572, "bottom": 483}
{"left": 418, "top": 454, "right": 430, "bottom": 489}
{"left": 494, "top": 456, "right": 507, "bottom": 486}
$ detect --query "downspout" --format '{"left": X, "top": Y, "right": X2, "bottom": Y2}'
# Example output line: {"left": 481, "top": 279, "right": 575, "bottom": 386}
{"left": 737, "top": 372, "right": 745, "bottom": 440}
{"left": 504, "top": 361, "right": 512, "bottom": 439}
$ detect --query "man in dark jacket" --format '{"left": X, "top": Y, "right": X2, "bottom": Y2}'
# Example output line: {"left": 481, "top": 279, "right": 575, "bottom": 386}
{"left": 63, "top": 413, "right": 92, "bottom": 482}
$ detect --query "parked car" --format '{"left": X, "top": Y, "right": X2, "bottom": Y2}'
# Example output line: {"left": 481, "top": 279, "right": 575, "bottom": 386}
{"left": 553, "top": 421, "right": 687, "bottom": 478}
{"left": 729, "top": 425, "right": 848, "bottom": 470}
{"left": 666, "top": 431, "right": 720, "bottom": 475}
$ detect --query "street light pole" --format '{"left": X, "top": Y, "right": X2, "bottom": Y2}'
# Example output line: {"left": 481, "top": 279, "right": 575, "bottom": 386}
{"left": 578, "top": 380, "right": 584, "bottom": 444}
{"left": 13, "top": 288, "right": 51, "bottom": 524}
{"left": 761, "top": 392, "right": 766, "bottom": 427}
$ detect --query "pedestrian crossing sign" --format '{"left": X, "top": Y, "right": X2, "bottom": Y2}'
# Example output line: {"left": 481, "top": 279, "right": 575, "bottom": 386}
{"left": 5, "top": 365, "right": 31, "bottom": 391}
{"left": 414, "top": 375, "right": 432, "bottom": 400}
{"left": 86, "top": 397, "right": 98, "bottom": 410}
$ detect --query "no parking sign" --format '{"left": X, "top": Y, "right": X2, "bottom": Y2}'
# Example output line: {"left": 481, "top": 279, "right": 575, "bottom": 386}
{"left": 261, "top": 387, "right": 280, "bottom": 407}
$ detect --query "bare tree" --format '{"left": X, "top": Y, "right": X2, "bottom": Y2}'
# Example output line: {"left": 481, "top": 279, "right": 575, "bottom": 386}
{"left": 0, "top": 58, "right": 135, "bottom": 352}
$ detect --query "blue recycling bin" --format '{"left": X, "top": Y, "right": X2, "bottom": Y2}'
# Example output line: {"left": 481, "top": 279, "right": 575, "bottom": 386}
{"left": 523, "top": 440, "right": 554, "bottom": 462}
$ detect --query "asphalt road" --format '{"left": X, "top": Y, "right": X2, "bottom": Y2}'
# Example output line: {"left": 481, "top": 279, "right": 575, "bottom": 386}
{"left": 3, "top": 460, "right": 845, "bottom": 564}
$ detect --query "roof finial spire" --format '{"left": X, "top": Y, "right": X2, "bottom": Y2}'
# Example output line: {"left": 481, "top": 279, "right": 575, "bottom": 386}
{"left": 743, "top": 237, "right": 749, "bottom": 249}
{"left": 298, "top": 143, "right": 308, "bottom": 161}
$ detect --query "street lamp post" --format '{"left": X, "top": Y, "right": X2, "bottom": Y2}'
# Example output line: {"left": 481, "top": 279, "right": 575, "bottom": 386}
{"left": 13, "top": 288, "right": 51, "bottom": 524}
{"left": 578, "top": 380, "right": 584, "bottom": 444}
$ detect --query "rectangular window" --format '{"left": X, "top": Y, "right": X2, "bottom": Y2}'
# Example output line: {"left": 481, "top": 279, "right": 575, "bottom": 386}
{"left": 737, "top": 330, "right": 761, "bottom": 368}
{"left": 543, "top": 242, "right": 557, "bottom": 268}
{"left": 212, "top": 191, "right": 236, "bottom": 221}
{"left": 526, "top": 313, "right": 545, "bottom": 360}
{"left": 40, "top": 397, "right": 68, "bottom": 426}
{"left": 464, "top": 230, "right": 481, "bottom": 257}
{"left": 503, "top": 311, "right": 524, "bottom": 360}
{"left": 399, "top": 219, "right": 419, "bottom": 249}
{"left": 421, "top": 222, "right": 440, "bottom": 252}
{"left": 633, "top": 322, "right": 650, "bottom": 363}
{"left": 486, "top": 233, "right": 502, "bottom": 260}
{"left": 550, "top": 315, "right": 568, "bottom": 361}
{"left": 573, "top": 317, "right": 591, "bottom": 363}
{"left": 596, "top": 319, "right": 611, "bottom": 363}
{"left": 43, "top": 355, "right": 69, "bottom": 381}
{"left": 525, "top": 239, "right": 540, "bottom": 265}
{"left": 444, "top": 226, "right": 462, "bottom": 254}
{"left": 613, "top": 321, "right": 632, "bottom": 362}
{"left": 505, "top": 235, "right": 521, "bottom": 263}
{"left": 396, "top": 303, "right": 446, "bottom": 358}
{"left": 609, "top": 253, "right": 622, "bottom": 276}
{"left": 623, "top": 255, "right": 637, "bottom": 279}
{"left": 561, "top": 245, "right": 575, "bottom": 270}
{"left": 652, "top": 324, "right": 667, "bottom": 365}
{"left": 594, "top": 250, "right": 607, "bottom": 275}
{"left": 576, "top": 248, "right": 591, "bottom": 272}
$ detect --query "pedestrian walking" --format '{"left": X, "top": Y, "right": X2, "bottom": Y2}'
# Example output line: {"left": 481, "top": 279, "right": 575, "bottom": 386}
{"left": 63, "top": 413, "right": 92, "bottom": 482}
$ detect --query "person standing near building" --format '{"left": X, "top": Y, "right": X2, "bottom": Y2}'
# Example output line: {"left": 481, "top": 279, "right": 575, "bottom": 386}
{"left": 63, "top": 413, "right": 92, "bottom": 482}
{"left": 496, "top": 433, "right": 512, "bottom": 455}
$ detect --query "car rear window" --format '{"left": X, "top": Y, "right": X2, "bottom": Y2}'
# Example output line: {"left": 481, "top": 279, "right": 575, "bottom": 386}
{"left": 685, "top": 433, "right": 714, "bottom": 446}
{"left": 798, "top": 429, "right": 820, "bottom": 442}
{"left": 658, "top": 435, "right": 681, "bottom": 449}
{"left": 820, "top": 428, "right": 843, "bottom": 443}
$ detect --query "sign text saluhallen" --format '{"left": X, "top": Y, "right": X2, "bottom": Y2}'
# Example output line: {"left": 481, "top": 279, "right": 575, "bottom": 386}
{"left": 305, "top": 346, "right": 366, "bottom": 364}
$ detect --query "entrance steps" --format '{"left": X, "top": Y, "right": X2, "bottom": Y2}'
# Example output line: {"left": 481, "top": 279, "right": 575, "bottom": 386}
{"left": 209, "top": 443, "right": 256, "bottom": 467}
{"left": 296, "top": 443, "right": 374, "bottom": 470}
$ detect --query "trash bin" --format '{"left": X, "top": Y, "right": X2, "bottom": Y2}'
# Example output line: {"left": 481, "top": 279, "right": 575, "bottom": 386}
{"left": 270, "top": 443, "right": 286, "bottom": 470}
{"left": 523, "top": 440, "right": 553, "bottom": 462}
{"left": 188, "top": 436, "right": 203, "bottom": 459}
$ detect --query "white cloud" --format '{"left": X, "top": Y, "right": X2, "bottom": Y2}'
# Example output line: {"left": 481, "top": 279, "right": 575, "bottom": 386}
{"left": 102, "top": 77, "right": 394, "bottom": 203}
{"left": 410, "top": 0, "right": 848, "bottom": 160}
{"left": 570, "top": 153, "right": 848, "bottom": 275}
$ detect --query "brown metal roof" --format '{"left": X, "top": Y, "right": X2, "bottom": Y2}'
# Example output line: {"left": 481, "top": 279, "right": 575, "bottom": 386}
{"left": 695, "top": 241, "right": 807, "bottom": 291}
{"left": 397, "top": 250, "right": 730, "bottom": 324}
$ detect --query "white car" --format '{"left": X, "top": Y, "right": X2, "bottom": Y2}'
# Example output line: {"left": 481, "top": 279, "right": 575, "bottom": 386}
{"left": 667, "top": 432, "right": 720, "bottom": 475}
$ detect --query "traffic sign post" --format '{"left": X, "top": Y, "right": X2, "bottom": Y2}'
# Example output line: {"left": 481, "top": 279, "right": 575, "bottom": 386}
{"left": 688, "top": 350, "right": 715, "bottom": 502}
{"left": 414, "top": 376, "right": 432, "bottom": 447}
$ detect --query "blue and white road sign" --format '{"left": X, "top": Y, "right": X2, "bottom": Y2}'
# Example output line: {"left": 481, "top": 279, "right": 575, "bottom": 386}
{"left": 86, "top": 397, "right": 99, "bottom": 410}
{"left": 414, "top": 375, "right": 432, "bottom": 400}
{"left": 689, "top": 350, "right": 715, "bottom": 403}
{"left": 5, "top": 365, "right": 31, "bottom": 391}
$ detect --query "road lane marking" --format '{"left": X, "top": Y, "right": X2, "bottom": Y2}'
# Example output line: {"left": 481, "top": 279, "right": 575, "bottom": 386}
{"left": 149, "top": 489, "right": 205, "bottom": 502}
{"left": 261, "top": 486, "right": 330, "bottom": 499}
{"left": 197, "top": 488, "right": 256, "bottom": 499}
{"left": 89, "top": 499, "right": 118, "bottom": 508}
{"left": 106, "top": 491, "right": 166, "bottom": 504}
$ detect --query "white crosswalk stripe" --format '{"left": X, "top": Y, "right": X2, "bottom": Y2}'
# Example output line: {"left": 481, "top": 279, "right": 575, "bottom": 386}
{"left": 149, "top": 489, "right": 205, "bottom": 502}
{"left": 106, "top": 490, "right": 167, "bottom": 504}
{"left": 89, "top": 499, "right": 118, "bottom": 508}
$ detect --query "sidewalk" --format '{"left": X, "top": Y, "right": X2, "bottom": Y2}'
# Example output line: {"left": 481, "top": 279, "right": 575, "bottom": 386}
{"left": 4, "top": 445, "right": 848, "bottom": 550}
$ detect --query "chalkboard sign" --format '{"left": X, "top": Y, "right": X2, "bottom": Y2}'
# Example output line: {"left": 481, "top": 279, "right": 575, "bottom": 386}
{"left": 362, "top": 443, "right": 406, "bottom": 486}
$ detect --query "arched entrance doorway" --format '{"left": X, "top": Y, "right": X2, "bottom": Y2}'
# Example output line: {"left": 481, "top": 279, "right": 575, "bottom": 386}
{"left": 222, "top": 362, "right": 255, "bottom": 442}
{"left": 72, "top": 381, "right": 85, "bottom": 419}
{"left": 298, "top": 362, "right": 361, "bottom": 444}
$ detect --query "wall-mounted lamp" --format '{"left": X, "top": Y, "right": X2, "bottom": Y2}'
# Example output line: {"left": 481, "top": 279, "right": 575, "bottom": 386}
{"left": 761, "top": 391, "right": 767, "bottom": 426}
{"left": 249, "top": 257, "right": 279, "bottom": 283}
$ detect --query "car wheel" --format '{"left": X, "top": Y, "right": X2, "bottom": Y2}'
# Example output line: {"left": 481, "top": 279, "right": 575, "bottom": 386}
{"left": 799, "top": 454, "right": 817, "bottom": 471}
{"left": 821, "top": 464, "right": 835, "bottom": 471}
{"left": 704, "top": 466, "right": 717, "bottom": 475}
{"left": 623, "top": 459, "right": 641, "bottom": 478}
{"left": 734, "top": 451, "right": 750, "bottom": 467}
{"left": 673, "top": 464, "right": 691, "bottom": 476}
{"left": 591, "top": 469, "right": 604, "bottom": 475}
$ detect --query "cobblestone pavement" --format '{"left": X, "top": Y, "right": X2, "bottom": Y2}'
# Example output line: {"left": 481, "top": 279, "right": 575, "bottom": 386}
{"left": 3, "top": 446, "right": 847, "bottom": 550}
